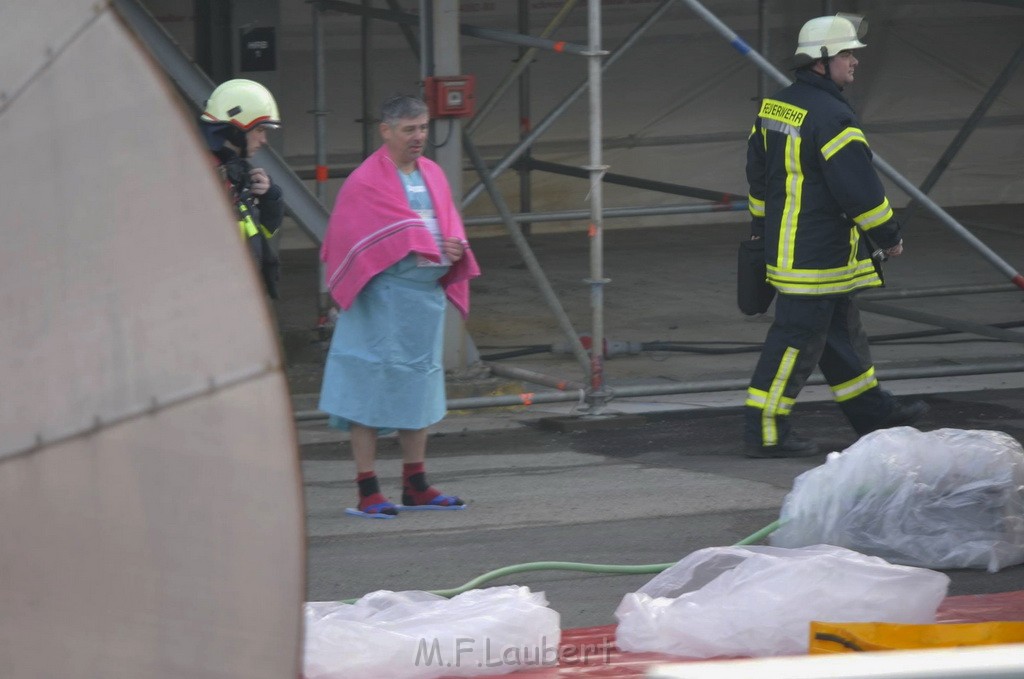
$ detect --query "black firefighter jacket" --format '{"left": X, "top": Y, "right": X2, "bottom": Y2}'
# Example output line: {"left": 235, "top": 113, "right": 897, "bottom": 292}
{"left": 746, "top": 68, "right": 902, "bottom": 297}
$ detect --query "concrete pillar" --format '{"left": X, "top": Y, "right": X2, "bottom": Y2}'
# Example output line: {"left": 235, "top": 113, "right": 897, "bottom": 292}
{"left": 431, "top": 0, "right": 463, "bottom": 198}
{"left": 432, "top": 0, "right": 482, "bottom": 373}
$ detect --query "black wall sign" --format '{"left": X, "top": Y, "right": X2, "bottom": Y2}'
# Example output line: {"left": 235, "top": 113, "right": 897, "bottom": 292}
{"left": 240, "top": 26, "right": 276, "bottom": 72}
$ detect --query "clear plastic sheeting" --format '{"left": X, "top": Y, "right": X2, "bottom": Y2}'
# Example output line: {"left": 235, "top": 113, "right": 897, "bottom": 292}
{"left": 770, "top": 427, "right": 1024, "bottom": 572}
{"left": 303, "top": 586, "right": 562, "bottom": 679}
{"left": 614, "top": 545, "right": 949, "bottom": 658}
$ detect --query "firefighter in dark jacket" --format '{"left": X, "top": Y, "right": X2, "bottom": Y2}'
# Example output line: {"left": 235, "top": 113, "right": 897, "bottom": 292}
{"left": 744, "top": 14, "right": 928, "bottom": 458}
{"left": 200, "top": 78, "right": 285, "bottom": 298}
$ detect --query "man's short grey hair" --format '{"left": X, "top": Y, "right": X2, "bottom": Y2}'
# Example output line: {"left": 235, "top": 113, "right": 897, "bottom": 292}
{"left": 381, "top": 95, "right": 429, "bottom": 125}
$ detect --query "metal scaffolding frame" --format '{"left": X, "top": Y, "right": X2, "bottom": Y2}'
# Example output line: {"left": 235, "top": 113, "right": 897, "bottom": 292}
{"left": 118, "top": 0, "right": 1024, "bottom": 417}
{"left": 313, "top": 0, "right": 752, "bottom": 411}
{"left": 303, "top": 0, "right": 1024, "bottom": 414}
{"left": 899, "top": 40, "right": 1024, "bottom": 228}
{"left": 459, "top": 0, "right": 677, "bottom": 210}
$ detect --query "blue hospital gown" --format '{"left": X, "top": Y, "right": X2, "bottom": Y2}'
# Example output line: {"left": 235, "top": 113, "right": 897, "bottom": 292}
{"left": 319, "top": 169, "right": 449, "bottom": 431}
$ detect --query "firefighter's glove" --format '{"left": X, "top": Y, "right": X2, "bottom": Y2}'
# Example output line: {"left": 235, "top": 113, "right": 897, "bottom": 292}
{"left": 249, "top": 167, "right": 271, "bottom": 196}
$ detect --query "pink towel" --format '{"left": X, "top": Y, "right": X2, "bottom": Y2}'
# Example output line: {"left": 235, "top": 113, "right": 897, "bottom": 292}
{"left": 320, "top": 146, "right": 480, "bottom": 318}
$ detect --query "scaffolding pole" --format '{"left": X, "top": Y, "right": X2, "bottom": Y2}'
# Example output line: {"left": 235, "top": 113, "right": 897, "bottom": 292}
{"left": 901, "top": 41, "right": 1024, "bottom": 228}
{"left": 517, "top": 0, "right": 534, "bottom": 237}
{"left": 312, "top": 3, "right": 332, "bottom": 323}
{"left": 463, "top": 200, "right": 745, "bottom": 226}
{"left": 861, "top": 283, "right": 1018, "bottom": 301}
{"left": 485, "top": 362, "right": 585, "bottom": 392}
{"left": 756, "top": 0, "right": 769, "bottom": 100}
{"left": 675, "top": 0, "right": 1024, "bottom": 290}
{"left": 361, "top": 0, "right": 377, "bottom": 158}
{"left": 463, "top": 136, "right": 592, "bottom": 374}
{"left": 312, "top": 5, "right": 328, "bottom": 206}
{"left": 525, "top": 158, "right": 742, "bottom": 202}
{"left": 466, "top": 0, "right": 580, "bottom": 136}
{"left": 319, "top": 0, "right": 590, "bottom": 55}
{"left": 462, "top": 0, "right": 676, "bottom": 208}
{"left": 293, "top": 359, "right": 1024, "bottom": 419}
{"left": 856, "top": 301, "right": 1024, "bottom": 345}
{"left": 385, "top": 0, "right": 420, "bottom": 58}
{"left": 584, "top": 0, "right": 611, "bottom": 413}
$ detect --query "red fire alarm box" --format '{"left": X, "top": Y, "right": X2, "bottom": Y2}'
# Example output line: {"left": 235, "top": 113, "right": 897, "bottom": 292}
{"left": 425, "top": 75, "right": 476, "bottom": 118}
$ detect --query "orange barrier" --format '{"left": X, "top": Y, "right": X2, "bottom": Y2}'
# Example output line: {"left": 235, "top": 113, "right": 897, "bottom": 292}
{"left": 810, "top": 621, "right": 1024, "bottom": 654}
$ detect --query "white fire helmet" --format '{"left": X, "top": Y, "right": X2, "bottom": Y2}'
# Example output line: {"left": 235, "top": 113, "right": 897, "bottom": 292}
{"left": 794, "top": 13, "right": 867, "bottom": 63}
{"left": 200, "top": 79, "right": 281, "bottom": 131}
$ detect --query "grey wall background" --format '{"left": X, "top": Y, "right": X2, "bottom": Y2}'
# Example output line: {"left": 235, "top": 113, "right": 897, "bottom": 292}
{"left": 145, "top": 0, "right": 1024, "bottom": 238}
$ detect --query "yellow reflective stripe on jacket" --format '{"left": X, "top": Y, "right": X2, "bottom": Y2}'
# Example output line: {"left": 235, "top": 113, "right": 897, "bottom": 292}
{"left": 831, "top": 367, "right": 879, "bottom": 402}
{"left": 748, "top": 122, "right": 768, "bottom": 147}
{"left": 767, "top": 260, "right": 882, "bottom": 295}
{"left": 258, "top": 223, "right": 277, "bottom": 239}
{"left": 748, "top": 194, "right": 765, "bottom": 218}
{"left": 847, "top": 227, "right": 860, "bottom": 266}
{"left": 854, "top": 198, "right": 894, "bottom": 231}
{"left": 239, "top": 215, "right": 258, "bottom": 238}
{"left": 235, "top": 201, "right": 260, "bottom": 238}
{"left": 778, "top": 135, "right": 803, "bottom": 270}
{"left": 821, "top": 126, "right": 868, "bottom": 161}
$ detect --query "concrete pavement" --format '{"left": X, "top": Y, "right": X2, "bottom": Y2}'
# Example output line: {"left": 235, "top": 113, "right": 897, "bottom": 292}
{"left": 281, "top": 204, "right": 1024, "bottom": 629}
{"left": 299, "top": 375, "right": 1024, "bottom": 628}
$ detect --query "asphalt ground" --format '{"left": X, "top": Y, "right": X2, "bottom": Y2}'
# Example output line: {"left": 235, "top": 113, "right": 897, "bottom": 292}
{"left": 298, "top": 381, "right": 1024, "bottom": 629}
{"left": 278, "top": 204, "right": 1024, "bottom": 629}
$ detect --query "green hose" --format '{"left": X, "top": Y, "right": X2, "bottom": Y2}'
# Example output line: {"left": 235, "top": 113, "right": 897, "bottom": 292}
{"left": 342, "top": 518, "right": 783, "bottom": 603}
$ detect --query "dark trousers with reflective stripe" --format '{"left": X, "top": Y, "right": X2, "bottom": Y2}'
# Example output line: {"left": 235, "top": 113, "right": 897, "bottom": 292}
{"left": 745, "top": 294, "right": 897, "bottom": 446}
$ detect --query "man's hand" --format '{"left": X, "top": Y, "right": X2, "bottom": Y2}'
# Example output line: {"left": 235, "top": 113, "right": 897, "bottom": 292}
{"left": 249, "top": 167, "right": 271, "bottom": 196}
{"left": 886, "top": 239, "right": 904, "bottom": 257}
{"left": 441, "top": 236, "right": 469, "bottom": 263}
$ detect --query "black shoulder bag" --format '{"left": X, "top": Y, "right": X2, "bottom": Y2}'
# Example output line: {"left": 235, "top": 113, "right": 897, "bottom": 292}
{"left": 736, "top": 238, "right": 776, "bottom": 315}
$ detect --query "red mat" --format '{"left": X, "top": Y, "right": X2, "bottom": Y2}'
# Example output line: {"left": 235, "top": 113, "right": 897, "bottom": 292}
{"left": 465, "top": 590, "right": 1024, "bottom": 679}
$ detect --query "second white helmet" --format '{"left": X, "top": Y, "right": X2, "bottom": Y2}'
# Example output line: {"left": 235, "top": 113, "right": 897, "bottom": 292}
{"left": 795, "top": 13, "right": 867, "bottom": 62}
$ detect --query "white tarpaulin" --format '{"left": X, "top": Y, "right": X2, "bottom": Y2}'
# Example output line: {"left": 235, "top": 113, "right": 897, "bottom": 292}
{"left": 0, "top": 2, "right": 304, "bottom": 677}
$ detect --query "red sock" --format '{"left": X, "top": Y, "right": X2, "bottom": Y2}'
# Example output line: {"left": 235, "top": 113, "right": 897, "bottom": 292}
{"left": 356, "top": 471, "right": 394, "bottom": 513}
{"left": 402, "top": 462, "right": 443, "bottom": 506}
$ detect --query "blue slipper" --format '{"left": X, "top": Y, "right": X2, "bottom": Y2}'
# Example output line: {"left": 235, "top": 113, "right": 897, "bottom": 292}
{"left": 398, "top": 494, "right": 467, "bottom": 511}
{"left": 344, "top": 502, "right": 398, "bottom": 519}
